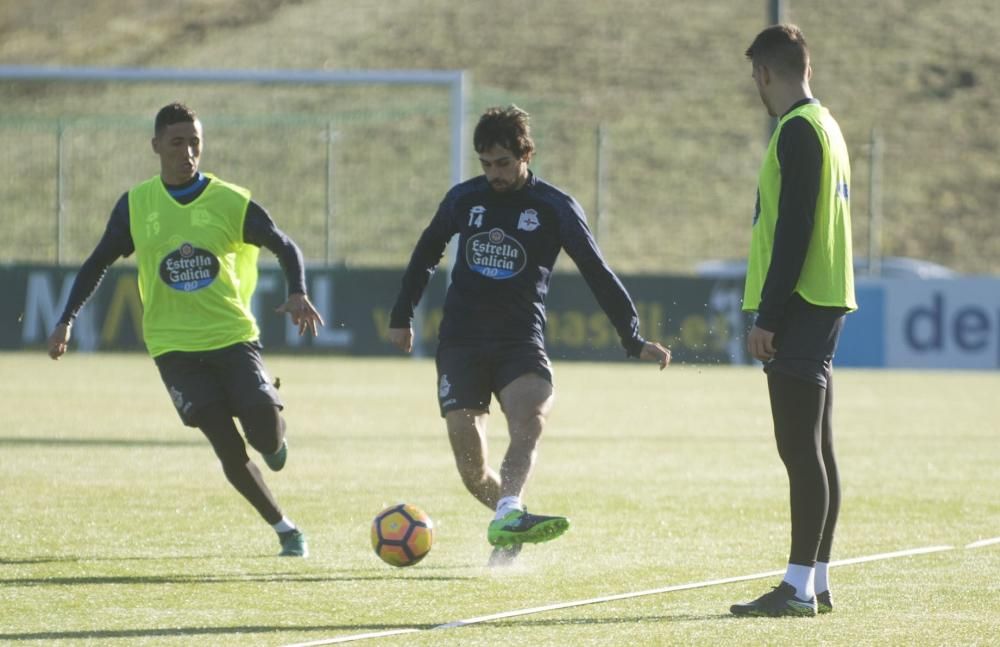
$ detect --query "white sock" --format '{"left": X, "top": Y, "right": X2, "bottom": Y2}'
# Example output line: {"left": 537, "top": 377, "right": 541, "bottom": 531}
{"left": 272, "top": 517, "right": 296, "bottom": 533}
{"left": 783, "top": 563, "right": 816, "bottom": 600}
{"left": 493, "top": 496, "right": 523, "bottom": 521}
{"left": 814, "top": 561, "right": 830, "bottom": 593}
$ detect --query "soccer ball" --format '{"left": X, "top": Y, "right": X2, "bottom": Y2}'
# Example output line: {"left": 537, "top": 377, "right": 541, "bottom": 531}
{"left": 370, "top": 503, "right": 434, "bottom": 567}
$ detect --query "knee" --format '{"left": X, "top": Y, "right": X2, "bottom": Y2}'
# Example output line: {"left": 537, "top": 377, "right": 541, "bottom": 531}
{"left": 239, "top": 405, "right": 285, "bottom": 454}
{"left": 508, "top": 412, "right": 545, "bottom": 446}
{"left": 193, "top": 406, "right": 250, "bottom": 467}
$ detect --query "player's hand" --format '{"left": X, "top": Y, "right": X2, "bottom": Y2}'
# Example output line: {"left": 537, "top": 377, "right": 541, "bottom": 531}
{"left": 640, "top": 341, "right": 671, "bottom": 370}
{"left": 747, "top": 325, "right": 776, "bottom": 362}
{"left": 388, "top": 327, "right": 413, "bottom": 353}
{"left": 47, "top": 322, "right": 72, "bottom": 360}
{"left": 276, "top": 293, "right": 324, "bottom": 337}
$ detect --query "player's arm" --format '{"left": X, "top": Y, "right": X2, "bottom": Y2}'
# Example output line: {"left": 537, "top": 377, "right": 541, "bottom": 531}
{"left": 560, "top": 199, "right": 670, "bottom": 368}
{"left": 48, "top": 194, "right": 134, "bottom": 359}
{"left": 387, "top": 196, "right": 457, "bottom": 353}
{"left": 748, "top": 117, "right": 823, "bottom": 360}
{"left": 243, "top": 200, "right": 323, "bottom": 336}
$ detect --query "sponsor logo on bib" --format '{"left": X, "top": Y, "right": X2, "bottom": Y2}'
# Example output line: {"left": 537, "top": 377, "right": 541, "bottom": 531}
{"left": 159, "top": 242, "right": 220, "bottom": 291}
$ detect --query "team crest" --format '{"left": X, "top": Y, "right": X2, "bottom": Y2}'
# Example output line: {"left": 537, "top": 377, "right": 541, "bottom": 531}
{"left": 517, "top": 209, "right": 540, "bottom": 231}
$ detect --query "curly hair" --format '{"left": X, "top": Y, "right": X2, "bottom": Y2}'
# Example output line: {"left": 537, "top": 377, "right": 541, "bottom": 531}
{"left": 473, "top": 105, "right": 535, "bottom": 161}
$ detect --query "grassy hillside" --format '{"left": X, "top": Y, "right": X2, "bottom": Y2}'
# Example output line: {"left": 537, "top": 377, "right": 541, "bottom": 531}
{"left": 1, "top": 0, "right": 997, "bottom": 273}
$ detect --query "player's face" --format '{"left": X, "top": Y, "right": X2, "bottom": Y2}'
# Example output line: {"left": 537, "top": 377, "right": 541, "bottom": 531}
{"left": 751, "top": 64, "right": 777, "bottom": 117}
{"left": 479, "top": 144, "right": 529, "bottom": 193}
{"left": 152, "top": 119, "right": 203, "bottom": 185}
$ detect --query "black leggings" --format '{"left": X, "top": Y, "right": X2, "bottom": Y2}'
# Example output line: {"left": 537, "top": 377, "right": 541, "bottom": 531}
{"left": 194, "top": 404, "right": 287, "bottom": 525}
{"left": 768, "top": 370, "right": 841, "bottom": 565}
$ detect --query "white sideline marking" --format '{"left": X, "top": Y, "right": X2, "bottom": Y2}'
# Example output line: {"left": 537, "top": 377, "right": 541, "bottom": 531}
{"left": 966, "top": 536, "right": 1000, "bottom": 549}
{"left": 434, "top": 567, "right": 786, "bottom": 629}
{"left": 282, "top": 628, "right": 420, "bottom": 646}
{"left": 280, "top": 543, "right": 958, "bottom": 646}
{"left": 829, "top": 544, "right": 954, "bottom": 566}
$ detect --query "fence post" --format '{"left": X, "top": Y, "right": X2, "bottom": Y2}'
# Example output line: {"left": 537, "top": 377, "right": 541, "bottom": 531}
{"left": 325, "top": 121, "right": 336, "bottom": 267}
{"left": 868, "top": 126, "right": 883, "bottom": 276}
{"left": 56, "top": 119, "right": 66, "bottom": 265}
{"left": 595, "top": 123, "right": 608, "bottom": 243}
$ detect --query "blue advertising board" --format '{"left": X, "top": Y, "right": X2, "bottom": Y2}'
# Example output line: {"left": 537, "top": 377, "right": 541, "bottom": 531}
{"left": 5, "top": 265, "right": 998, "bottom": 370}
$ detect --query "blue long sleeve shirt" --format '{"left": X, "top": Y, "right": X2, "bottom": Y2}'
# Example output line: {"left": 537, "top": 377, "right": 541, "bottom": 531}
{"left": 390, "top": 172, "right": 645, "bottom": 357}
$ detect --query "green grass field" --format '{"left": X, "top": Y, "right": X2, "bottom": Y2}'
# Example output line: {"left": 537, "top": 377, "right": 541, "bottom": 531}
{"left": 2, "top": 352, "right": 998, "bottom": 645}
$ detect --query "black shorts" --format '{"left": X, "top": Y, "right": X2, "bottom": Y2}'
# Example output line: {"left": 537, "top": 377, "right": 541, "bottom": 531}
{"left": 764, "top": 294, "right": 847, "bottom": 389}
{"left": 153, "top": 341, "right": 283, "bottom": 427}
{"left": 434, "top": 340, "right": 553, "bottom": 417}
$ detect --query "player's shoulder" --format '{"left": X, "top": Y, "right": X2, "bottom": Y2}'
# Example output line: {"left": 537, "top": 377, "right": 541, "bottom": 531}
{"left": 444, "top": 176, "right": 489, "bottom": 201}
{"left": 526, "top": 174, "right": 584, "bottom": 217}
{"left": 204, "top": 173, "right": 251, "bottom": 200}
{"left": 111, "top": 192, "right": 131, "bottom": 225}
{"left": 780, "top": 114, "right": 815, "bottom": 134}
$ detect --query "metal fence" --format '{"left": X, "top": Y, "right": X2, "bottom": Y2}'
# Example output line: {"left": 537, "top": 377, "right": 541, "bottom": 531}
{"left": 1, "top": 70, "right": 994, "bottom": 276}
{"left": 0, "top": 69, "right": 467, "bottom": 269}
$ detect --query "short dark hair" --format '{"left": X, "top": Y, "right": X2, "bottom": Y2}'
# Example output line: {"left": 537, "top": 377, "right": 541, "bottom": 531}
{"left": 473, "top": 105, "right": 535, "bottom": 161}
{"left": 745, "top": 24, "right": 810, "bottom": 79}
{"left": 154, "top": 102, "right": 198, "bottom": 136}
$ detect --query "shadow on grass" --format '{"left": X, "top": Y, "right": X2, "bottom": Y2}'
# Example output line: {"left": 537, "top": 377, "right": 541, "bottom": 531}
{"left": 0, "top": 623, "right": 437, "bottom": 642}
{"left": 0, "top": 613, "right": 741, "bottom": 642}
{"left": 0, "top": 436, "right": 202, "bottom": 448}
{"left": 0, "top": 555, "right": 221, "bottom": 565}
{"left": 0, "top": 555, "right": 487, "bottom": 571}
{"left": 0, "top": 571, "right": 475, "bottom": 586}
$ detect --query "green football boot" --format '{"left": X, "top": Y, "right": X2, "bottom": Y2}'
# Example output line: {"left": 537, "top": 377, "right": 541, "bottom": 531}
{"left": 262, "top": 440, "right": 288, "bottom": 472}
{"left": 277, "top": 528, "right": 308, "bottom": 557}
{"left": 817, "top": 590, "right": 833, "bottom": 614}
{"left": 730, "top": 582, "right": 817, "bottom": 617}
{"left": 487, "top": 509, "right": 569, "bottom": 548}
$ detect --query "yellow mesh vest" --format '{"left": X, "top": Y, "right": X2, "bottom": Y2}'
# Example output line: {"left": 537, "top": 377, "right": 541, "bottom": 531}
{"left": 128, "top": 174, "right": 260, "bottom": 357}
{"left": 743, "top": 103, "right": 857, "bottom": 312}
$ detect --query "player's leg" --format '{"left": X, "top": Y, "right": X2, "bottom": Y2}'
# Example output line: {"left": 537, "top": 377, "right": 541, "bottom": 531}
{"left": 815, "top": 371, "right": 839, "bottom": 613}
{"left": 194, "top": 404, "right": 284, "bottom": 524}
{"left": 178, "top": 343, "right": 308, "bottom": 557}
{"left": 486, "top": 351, "right": 568, "bottom": 549}
{"left": 436, "top": 341, "right": 499, "bottom": 508}
{"left": 193, "top": 405, "right": 305, "bottom": 556}
{"left": 154, "top": 347, "right": 304, "bottom": 555}
{"left": 221, "top": 342, "right": 287, "bottom": 471}
{"left": 769, "top": 372, "right": 828, "bottom": 577}
{"left": 732, "top": 298, "right": 847, "bottom": 617}
{"left": 239, "top": 404, "right": 287, "bottom": 471}
{"left": 730, "top": 371, "right": 825, "bottom": 617}
{"left": 445, "top": 409, "right": 500, "bottom": 509}
{"left": 153, "top": 346, "right": 261, "bottom": 504}
{"left": 496, "top": 372, "right": 554, "bottom": 501}
{"left": 211, "top": 343, "right": 306, "bottom": 555}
